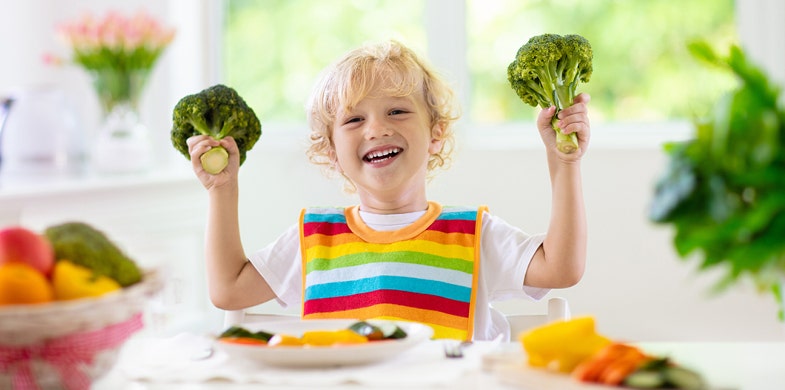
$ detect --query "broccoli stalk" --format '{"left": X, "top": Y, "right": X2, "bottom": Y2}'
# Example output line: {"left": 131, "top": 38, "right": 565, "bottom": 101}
{"left": 507, "top": 34, "right": 593, "bottom": 154}
{"left": 171, "top": 84, "right": 262, "bottom": 174}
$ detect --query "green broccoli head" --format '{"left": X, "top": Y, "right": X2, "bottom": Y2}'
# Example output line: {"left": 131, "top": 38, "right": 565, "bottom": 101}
{"left": 44, "top": 222, "right": 142, "bottom": 287}
{"left": 507, "top": 33, "right": 593, "bottom": 154}
{"left": 171, "top": 84, "right": 262, "bottom": 173}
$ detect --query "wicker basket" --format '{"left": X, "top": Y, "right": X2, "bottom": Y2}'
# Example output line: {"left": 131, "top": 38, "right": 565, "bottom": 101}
{"left": 0, "top": 269, "right": 164, "bottom": 390}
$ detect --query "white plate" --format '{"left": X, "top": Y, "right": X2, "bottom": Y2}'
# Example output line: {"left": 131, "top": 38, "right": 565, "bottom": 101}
{"left": 213, "top": 319, "right": 433, "bottom": 368}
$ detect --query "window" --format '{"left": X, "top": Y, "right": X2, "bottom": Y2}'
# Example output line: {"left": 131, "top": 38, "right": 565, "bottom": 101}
{"left": 465, "top": 0, "right": 736, "bottom": 124}
{"left": 222, "top": 0, "right": 425, "bottom": 123}
{"left": 221, "top": 0, "right": 737, "bottom": 130}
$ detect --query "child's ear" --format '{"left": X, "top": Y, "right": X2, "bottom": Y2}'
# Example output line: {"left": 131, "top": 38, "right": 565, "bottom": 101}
{"left": 428, "top": 122, "right": 445, "bottom": 154}
{"left": 328, "top": 146, "right": 343, "bottom": 173}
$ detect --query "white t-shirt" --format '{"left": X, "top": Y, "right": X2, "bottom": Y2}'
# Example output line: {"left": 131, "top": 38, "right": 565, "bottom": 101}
{"left": 248, "top": 209, "right": 548, "bottom": 341}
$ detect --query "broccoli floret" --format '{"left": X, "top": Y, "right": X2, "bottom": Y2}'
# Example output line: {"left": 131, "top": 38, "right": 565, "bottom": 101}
{"left": 171, "top": 84, "right": 262, "bottom": 174}
{"left": 44, "top": 222, "right": 142, "bottom": 287}
{"left": 507, "top": 33, "right": 593, "bottom": 154}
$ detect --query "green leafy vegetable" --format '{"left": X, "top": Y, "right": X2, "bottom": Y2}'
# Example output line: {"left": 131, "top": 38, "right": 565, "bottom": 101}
{"left": 171, "top": 84, "right": 262, "bottom": 174}
{"left": 219, "top": 326, "right": 273, "bottom": 342}
{"left": 44, "top": 222, "right": 142, "bottom": 287}
{"left": 649, "top": 42, "right": 785, "bottom": 319}
{"left": 507, "top": 33, "right": 593, "bottom": 153}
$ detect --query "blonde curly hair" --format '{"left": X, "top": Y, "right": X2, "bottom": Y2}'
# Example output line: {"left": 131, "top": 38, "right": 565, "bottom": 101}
{"left": 305, "top": 40, "right": 460, "bottom": 190}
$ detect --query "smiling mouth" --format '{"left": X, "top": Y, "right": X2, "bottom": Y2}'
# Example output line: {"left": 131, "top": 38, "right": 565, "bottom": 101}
{"left": 363, "top": 147, "right": 402, "bottom": 163}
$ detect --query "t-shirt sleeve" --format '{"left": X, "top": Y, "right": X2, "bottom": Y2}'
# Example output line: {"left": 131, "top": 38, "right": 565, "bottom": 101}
{"left": 481, "top": 212, "right": 549, "bottom": 301}
{"left": 247, "top": 224, "right": 302, "bottom": 309}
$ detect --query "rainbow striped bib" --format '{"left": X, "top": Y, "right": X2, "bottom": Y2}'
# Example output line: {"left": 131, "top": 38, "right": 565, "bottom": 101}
{"left": 299, "top": 201, "right": 487, "bottom": 340}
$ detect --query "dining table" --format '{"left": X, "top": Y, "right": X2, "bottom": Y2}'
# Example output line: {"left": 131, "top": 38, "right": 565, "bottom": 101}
{"left": 91, "top": 329, "right": 785, "bottom": 390}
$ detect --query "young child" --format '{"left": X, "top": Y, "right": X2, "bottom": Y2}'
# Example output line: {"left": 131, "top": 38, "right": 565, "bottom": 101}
{"left": 187, "top": 39, "right": 590, "bottom": 341}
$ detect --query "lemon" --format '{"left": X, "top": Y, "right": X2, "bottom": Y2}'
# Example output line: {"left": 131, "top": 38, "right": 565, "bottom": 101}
{"left": 52, "top": 260, "right": 121, "bottom": 300}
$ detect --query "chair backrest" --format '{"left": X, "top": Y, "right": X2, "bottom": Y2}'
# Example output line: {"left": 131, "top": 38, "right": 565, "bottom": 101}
{"left": 504, "top": 297, "right": 571, "bottom": 337}
{"left": 224, "top": 296, "right": 571, "bottom": 337}
{"left": 223, "top": 309, "right": 297, "bottom": 329}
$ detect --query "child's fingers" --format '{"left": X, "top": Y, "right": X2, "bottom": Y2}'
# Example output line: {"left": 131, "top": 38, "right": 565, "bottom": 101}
{"left": 537, "top": 106, "right": 557, "bottom": 130}
{"left": 573, "top": 92, "right": 591, "bottom": 105}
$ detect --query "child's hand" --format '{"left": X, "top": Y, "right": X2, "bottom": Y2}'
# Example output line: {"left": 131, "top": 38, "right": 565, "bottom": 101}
{"left": 537, "top": 93, "right": 591, "bottom": 161}
{"left": 186, "top": 135, "right": 241, "bottom": 190}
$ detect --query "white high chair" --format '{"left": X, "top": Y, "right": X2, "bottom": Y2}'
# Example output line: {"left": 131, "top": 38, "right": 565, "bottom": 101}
{"left": 503, "top": 297, "right": 571, "bottom": 336}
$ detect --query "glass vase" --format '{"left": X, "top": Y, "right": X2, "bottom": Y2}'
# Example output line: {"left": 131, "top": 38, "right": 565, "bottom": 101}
{"left": 89, "top": 68, "right": 153, "bottom": 174}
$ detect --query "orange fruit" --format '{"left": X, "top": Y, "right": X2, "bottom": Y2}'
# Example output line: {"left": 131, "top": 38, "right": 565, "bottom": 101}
{"left": 51, "top": 260, "right": 121, "bottom": 300}
{"left": 0, "top": 263, "right": 54, "bottom": 305}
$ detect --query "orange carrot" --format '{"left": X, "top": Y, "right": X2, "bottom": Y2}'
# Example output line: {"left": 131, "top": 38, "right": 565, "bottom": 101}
{"left": 572, "top": 356, "right": 614, "bottom": 382}
{"left": 572, "top": 342, "right": 650, "bottom": 385}
{"left": 598, "top": 355, "right": 649, "bottom": 385}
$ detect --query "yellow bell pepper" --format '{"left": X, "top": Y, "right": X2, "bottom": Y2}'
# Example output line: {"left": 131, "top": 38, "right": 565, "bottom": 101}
{"left": 52, "top": 260, "right": 121, "bottom": 300}
{"left": 519, "top": 316, "right": 612, "bottom": 373}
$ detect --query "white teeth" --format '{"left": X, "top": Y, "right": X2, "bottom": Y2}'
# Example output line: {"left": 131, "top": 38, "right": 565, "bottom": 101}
{"left": 365, "top": 148, "right": 401, "bottom": 160}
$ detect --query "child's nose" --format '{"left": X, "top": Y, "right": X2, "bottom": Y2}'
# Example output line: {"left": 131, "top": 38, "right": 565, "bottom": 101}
{"left": 364, "top": 117, "right": 393, "bottom": 139}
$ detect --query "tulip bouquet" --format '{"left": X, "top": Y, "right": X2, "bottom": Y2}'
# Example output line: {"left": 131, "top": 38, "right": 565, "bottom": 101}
{"left": 55, "top": 9, "right": 176, "bottom": 113}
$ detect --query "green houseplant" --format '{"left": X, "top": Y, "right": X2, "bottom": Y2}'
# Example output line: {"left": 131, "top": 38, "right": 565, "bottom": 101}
{"left": 649, "top": 42, "right": 785, "bottom": 320}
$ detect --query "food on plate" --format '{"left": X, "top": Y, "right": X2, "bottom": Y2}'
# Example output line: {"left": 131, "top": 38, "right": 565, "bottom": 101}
{"left": 0, "top": 262, "right": 54, "bottom": 305}
{"left": 51, "top": 260, "right": 121, "bottom": 300}
{"left": 219, "top": 337, "right": 268, "bottom": 346}
{"left": 349, "top": 320, "right": 408, "bottom": 340}
{"left": 301, "top": 329, "right": 368, "bottom": 346}
{"left": 268, "top": 334, "right": 307, "bottom": 347}
{"left": 170, "top": 84, "right": 262, "bottom": 174}
{"left": 507, "top": 33, "right": 593, "bottom": 154}
{"left": 572, "top": 343, "right": 651, "bottom": 385}
{"left": 217, "top": 321, "right": 408, "bottom": 348}
{"left": 623, "top": 357, "right": 706, "bottom": 389}
{"left": 574, "top": 342, "right": 707, "bottom": 389}
{"left": 519, "top": 316, "right": 612, "bottom": 373}
{"left": 219, "top": 326, "right": 273, "bottom": 343}
{"left": 520, "top": 317, "right": 707, "bottom": 389}
{"left": 0, "top": 226, "right": 55, "bottom": 276}
{"left": 44, "top": 222, "right": 142, "bottom": 287}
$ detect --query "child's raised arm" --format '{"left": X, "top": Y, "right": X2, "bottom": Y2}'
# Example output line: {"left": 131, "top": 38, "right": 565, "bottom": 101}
{"left": 523, "top": 93, "right": 590, "bottom": 288}
{"left": 187, "top": 136, "right": 275, "bottom": 309}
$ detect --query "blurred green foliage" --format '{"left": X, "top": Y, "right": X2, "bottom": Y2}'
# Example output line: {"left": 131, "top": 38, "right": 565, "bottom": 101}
{"left": 223, "top": 0, "right": 737, "bottom": 125}
{"left": 223, "top": 0, "right": 424, "bottom": 123}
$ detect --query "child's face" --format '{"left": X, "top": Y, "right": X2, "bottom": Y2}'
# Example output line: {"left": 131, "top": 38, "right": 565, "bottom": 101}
{"left": 331, "top": 83, "right": 443, "bottom": 206}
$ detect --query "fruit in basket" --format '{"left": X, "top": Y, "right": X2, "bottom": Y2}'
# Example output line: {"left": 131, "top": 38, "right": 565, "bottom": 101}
{"left": 52, "top": 260, "right": 122, "bottom": 300}
{"left": 0, "top": 262, "right": 55, "bottom": 304}
{"left": 0, "top": 226, "right": 55, "bottom": 276}
{"left": 44, "top": 222, "right": 142, "bottom": 287}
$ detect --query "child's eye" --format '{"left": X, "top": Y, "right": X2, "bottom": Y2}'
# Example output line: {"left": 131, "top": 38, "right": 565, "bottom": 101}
{"left": 343, "top": 117, "right": 363, "bottom": 125}
{"left": 389, "top": 109, "right": 408, "bottom": 116}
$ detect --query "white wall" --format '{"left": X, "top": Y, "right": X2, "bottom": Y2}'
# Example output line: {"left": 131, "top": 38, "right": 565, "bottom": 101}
{"left": 2, "top": 0, "right": 784, "bottom": 342}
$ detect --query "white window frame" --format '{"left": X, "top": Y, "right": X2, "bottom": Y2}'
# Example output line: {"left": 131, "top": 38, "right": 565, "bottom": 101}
{"left": 171, "top": 0, "right": 785, "bottom": 151}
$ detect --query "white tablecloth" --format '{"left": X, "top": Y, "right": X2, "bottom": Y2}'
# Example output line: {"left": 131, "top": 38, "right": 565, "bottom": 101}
{"left": 102, "top": 332, "right": 503, "bottom": 388}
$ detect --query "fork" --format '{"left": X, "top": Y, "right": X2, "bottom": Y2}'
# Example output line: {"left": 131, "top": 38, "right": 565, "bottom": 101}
{"left": 443, "top": 341, "right": 472, "bottom": 358}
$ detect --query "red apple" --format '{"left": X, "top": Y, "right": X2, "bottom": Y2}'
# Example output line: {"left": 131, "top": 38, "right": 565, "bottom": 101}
{"left": 0, "top": 226, "right": 55, "bottom": 276}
